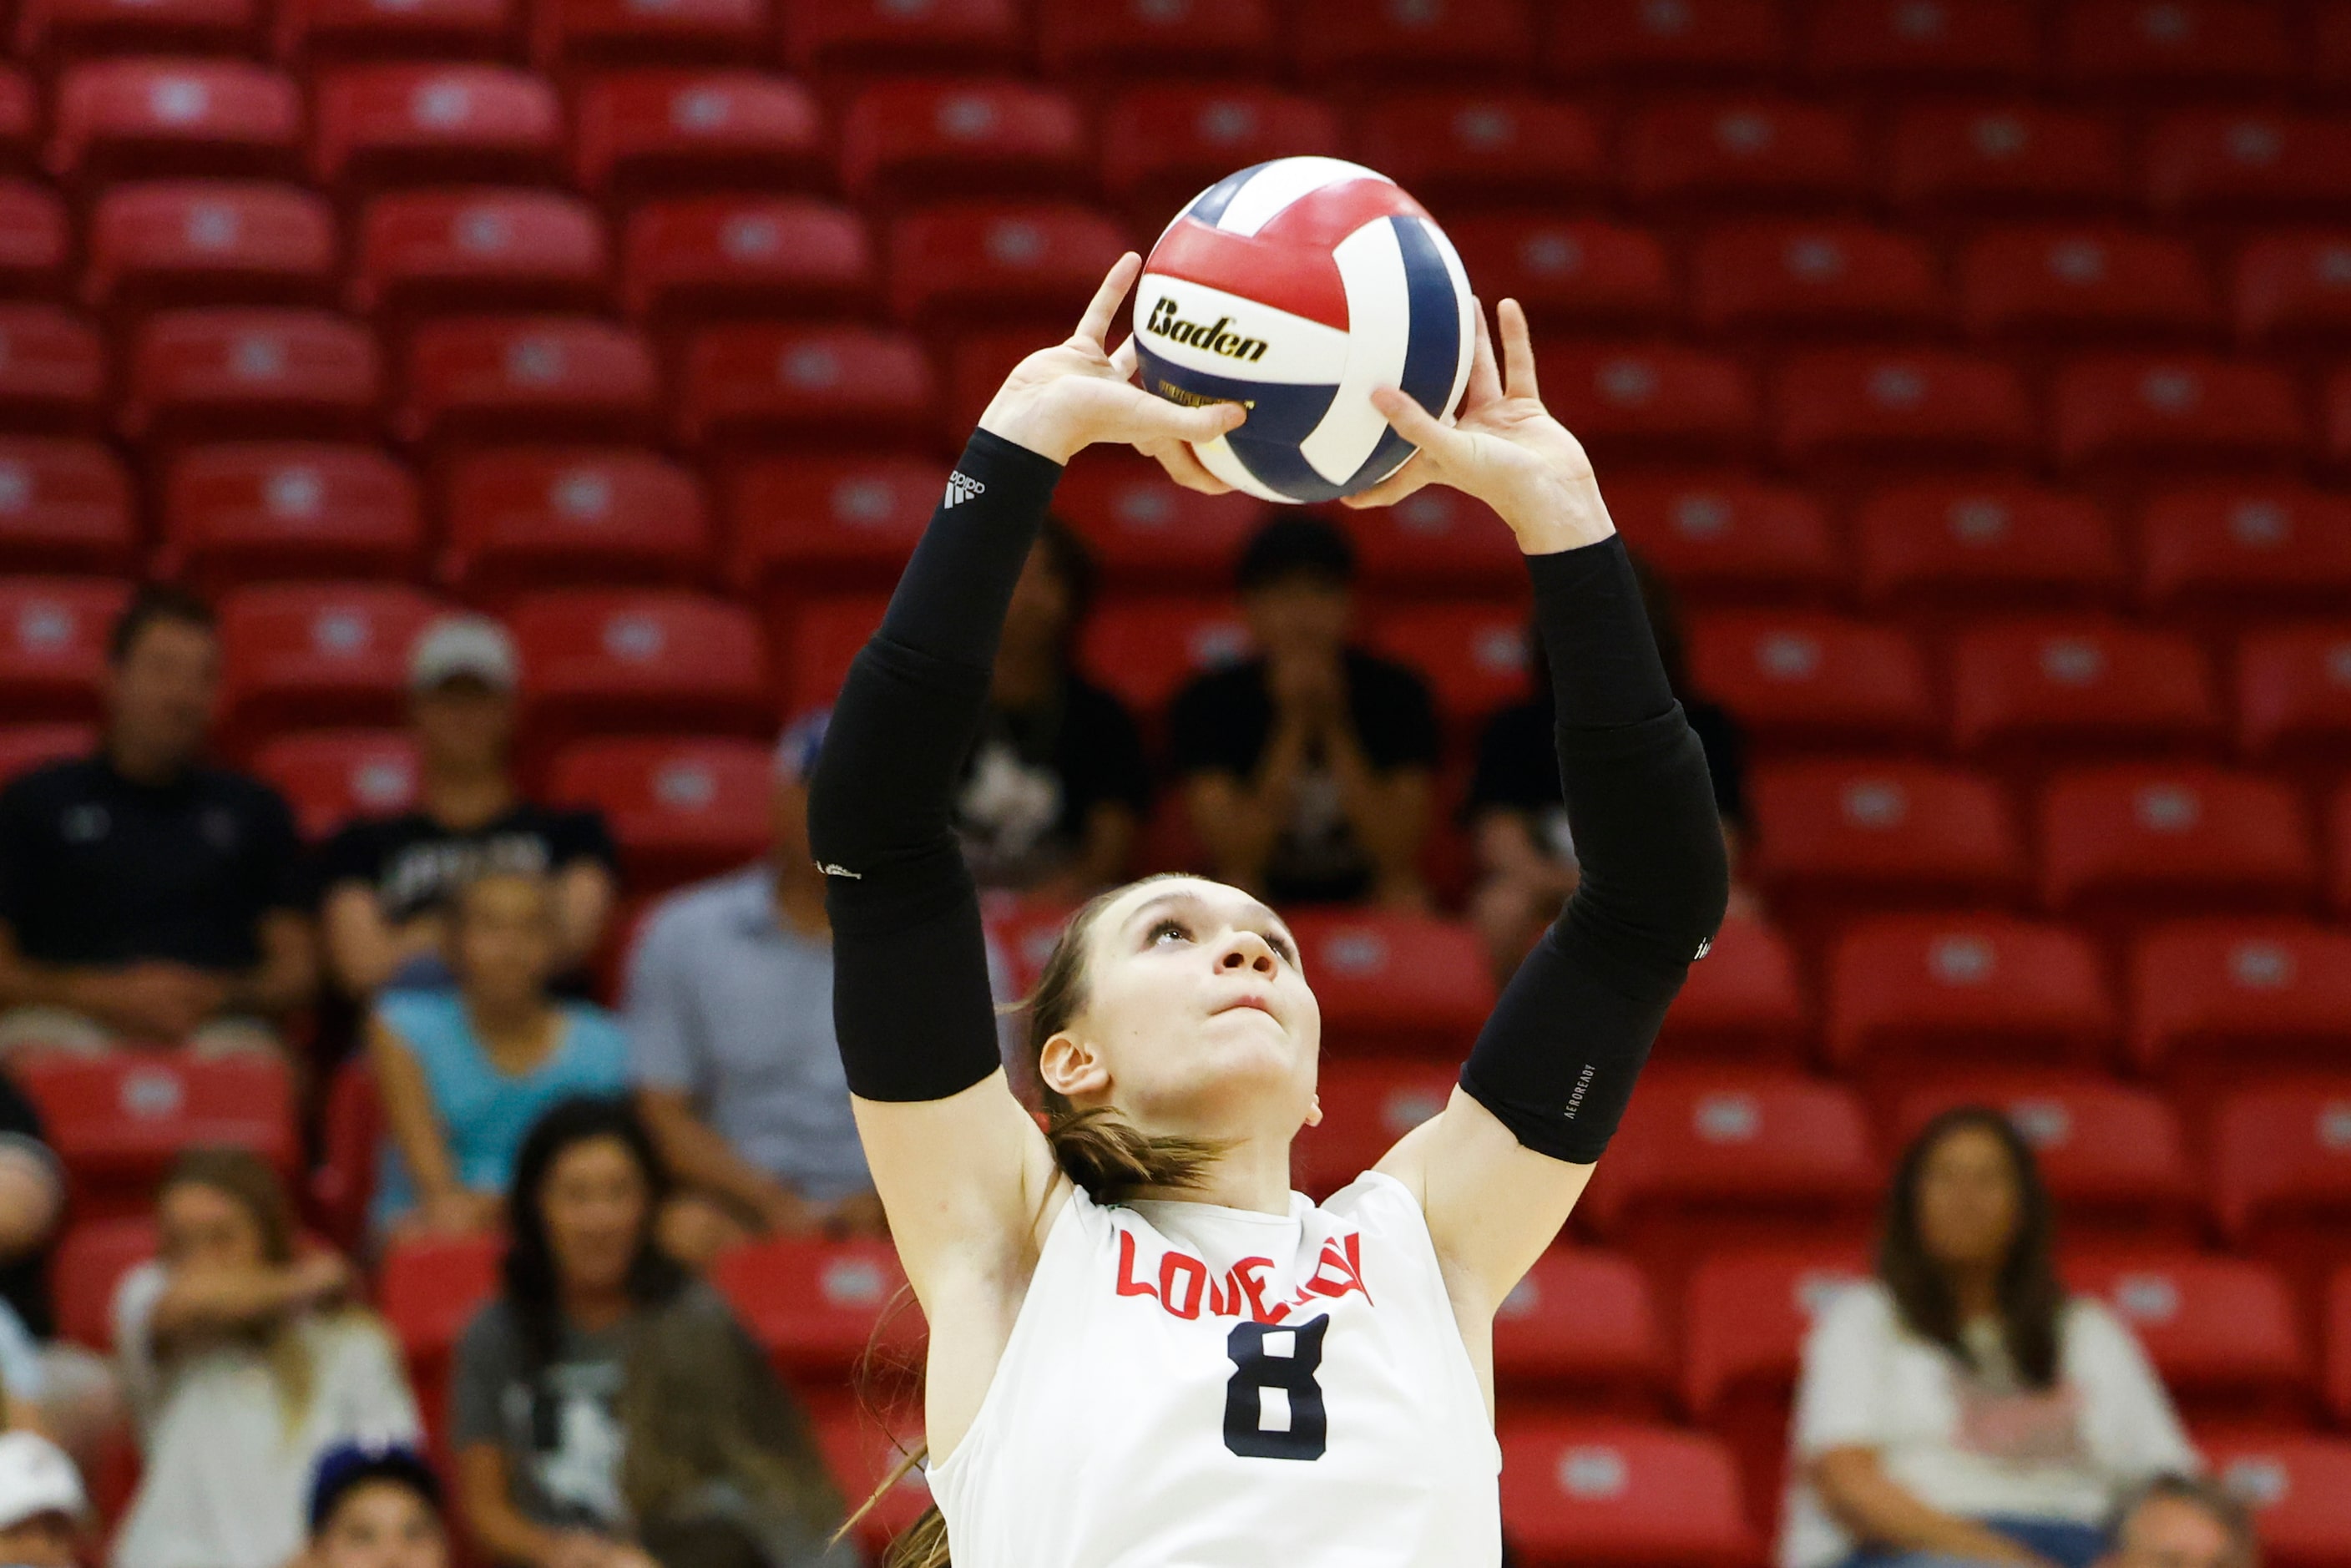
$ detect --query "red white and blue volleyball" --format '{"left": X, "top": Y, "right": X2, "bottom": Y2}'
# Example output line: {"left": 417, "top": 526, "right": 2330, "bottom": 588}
{"left": 1136, "top": 156, "right": 1477, "bottom": 505}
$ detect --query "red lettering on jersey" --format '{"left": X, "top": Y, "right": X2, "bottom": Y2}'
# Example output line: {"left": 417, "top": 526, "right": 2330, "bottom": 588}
{"left": 1228, "top": 1257, "right": 1292, "bottom": 1324}
{"left": 1160, "top": 1253, "right": 1207, "bottom": 1319}
{"left": 1115, "top": 1230, "right": 1159, "bottom": 1302}
{"left": 1300, "top": 1232, "right": 1373, "bottom": 1306}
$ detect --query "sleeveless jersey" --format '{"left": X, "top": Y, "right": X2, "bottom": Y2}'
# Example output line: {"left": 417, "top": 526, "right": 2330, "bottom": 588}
{"left": 925, "top": 1171, "right": 1501, "bottom": 1568}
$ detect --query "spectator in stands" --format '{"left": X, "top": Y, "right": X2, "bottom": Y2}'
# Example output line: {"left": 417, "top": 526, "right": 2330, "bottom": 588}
{"left": 1782, "top": 1108, "right": 2197, "bottom": 1568}
{"left": 370, "top": 870, "right": 629, "bottom": 1239}
{"left": 0, "top": 1431, "right": 86, "bottom": 1568}
{"left": 625, "top": 715, "right": 880, "bottom": 1266}
{"left": 955, "top": 518, "right": 1151, "bottom": 899}
{"left": 450, "top": 1097, "right": 852, "bottom": 1568}
{"left": 321, "top": 615, "right": 616, "bottom": 999}
{"left": 0, "top": 584, "right": 315, "bottom": 1056}
{"left": 1170, "top": 517, "right": 1438, "bottom": 908}
{"left": 1465, "top": 553, "right": 1750, "bottom": 975}
{"left": 0, "top": 1075, "right": 117, "bottom": 1470}
{"left": 112, "top": 1148, "right": 418, "bottom": 1568}
{"left": 2100, "top": 1478, "right": 2256, "bottom": 1568}
{"left": 306, "top": 1443, "right": 448, "bottom": 1568}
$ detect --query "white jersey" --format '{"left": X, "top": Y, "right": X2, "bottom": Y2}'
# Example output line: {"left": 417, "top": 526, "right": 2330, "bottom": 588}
{"left": 926, "top": 1171, "right": 1501, "bottom": 1568}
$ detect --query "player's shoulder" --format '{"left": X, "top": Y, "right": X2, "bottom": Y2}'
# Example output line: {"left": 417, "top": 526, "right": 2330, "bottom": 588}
{"left": 1318, "top": 1169, "right": 1438, "bottom": 1243}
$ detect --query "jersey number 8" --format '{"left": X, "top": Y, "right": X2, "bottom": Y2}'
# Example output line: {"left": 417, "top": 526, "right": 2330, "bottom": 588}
{"left": 1222, "top": 1318, "right": 1329, "bottom": 1460}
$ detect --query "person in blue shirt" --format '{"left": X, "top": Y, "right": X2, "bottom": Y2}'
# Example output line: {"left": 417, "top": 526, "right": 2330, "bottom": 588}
{"left": 369, "top": 869, "right": 627, "bottom": 1239}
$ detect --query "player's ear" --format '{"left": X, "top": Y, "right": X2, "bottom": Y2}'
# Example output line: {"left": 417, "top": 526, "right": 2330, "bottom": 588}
{"left": 1038, "top": 1029, "right": 1110, "bottom": 1102}
{"left": 1302, "top": 1092, "right": 1322, "bottom": 1129}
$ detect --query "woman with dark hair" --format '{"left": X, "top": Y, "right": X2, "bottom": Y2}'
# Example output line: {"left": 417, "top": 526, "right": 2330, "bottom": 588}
{"left": 447, "top": 1097, "right": 852, "bottom": 1568}
{"left": 1782, "top": 1109, "right": 2196, "bottom": 1568}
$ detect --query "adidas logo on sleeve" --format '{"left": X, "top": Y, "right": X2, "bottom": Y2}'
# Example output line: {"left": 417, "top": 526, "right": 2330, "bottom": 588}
{"left": 944, "top": 472, "right": 987, "bottom": 508}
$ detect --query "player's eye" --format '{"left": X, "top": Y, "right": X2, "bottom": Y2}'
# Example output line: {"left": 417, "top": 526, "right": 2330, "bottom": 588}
{"left": 1149, "top": 918, "right": 1191, "bottom": 946}
{"left": 1267, "top": 932, "right": 1297, "bottom": 964}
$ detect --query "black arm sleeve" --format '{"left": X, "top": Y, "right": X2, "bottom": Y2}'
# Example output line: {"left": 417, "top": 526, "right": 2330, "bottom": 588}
{"left": 805, "top": 430, "right": 1064, "bottom": 1103}
{"left": 1458, "top": 534, "right": 1731, "bottom": 1164}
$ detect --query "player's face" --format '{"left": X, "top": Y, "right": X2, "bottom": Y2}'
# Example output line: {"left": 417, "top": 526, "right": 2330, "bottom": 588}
{"left": 1914, "top": 1123, "right": 2023, "bottom": 1272}
{"left": 1049, "top": 878, "right": 1322, "bottom": 1141}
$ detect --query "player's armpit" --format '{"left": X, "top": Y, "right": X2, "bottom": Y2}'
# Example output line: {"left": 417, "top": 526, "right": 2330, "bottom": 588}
{"left": 1375, "top": 1085, "right": 1595, "bottom": 1313}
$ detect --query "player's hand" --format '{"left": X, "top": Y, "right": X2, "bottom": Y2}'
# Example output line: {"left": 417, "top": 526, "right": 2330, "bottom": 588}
{"left": 1343, "top": 299, "right": 1615, "bottom": 557}
{"left": 978, "top": 253, "right": 1246, "bottom": 467}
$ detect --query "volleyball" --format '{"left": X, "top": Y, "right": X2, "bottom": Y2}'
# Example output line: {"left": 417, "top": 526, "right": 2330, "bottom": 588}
{"left": 1135, "top": 157, "right": 1477, "bottom": 506}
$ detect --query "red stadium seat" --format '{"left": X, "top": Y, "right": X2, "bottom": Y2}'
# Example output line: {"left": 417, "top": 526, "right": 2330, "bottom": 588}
{"left": 1537, "top": 344, "right": 1755, "bottom": 463}
{"left": 1443, "top": 217, "right": 1673, "bottom": 331}
{"left": 1548, "top": 0, "right": 1790, "bottom": 83}
{"left": 0, "top": 70, "right": 31, "bottom": 169}
{"left": 1826, "top": 914, "right": 2116, "bottom": 1075}
{"left": 838, "top": 80, "right": 1087, "bottom": 207}
{"left": 574, "top": 71, "right": 825, "bottom": 200}
{"left": 51, "top": 1217, "right": 155, "bottom": 1350}
{"left": 0, "top": 183, "right": 68, "bottom": 297}
{"left": 1036, "top": 0, "right": 1274, "bottom": 76}
{"left": 778, "top": 592, "right": 886, "bottom": 717}
{"left": 1691, "top": 221, "right": 1943, "bottom": 336}
{"left": 1802, "top": 0, "right": 2039, "bottom": 84}
{"left": 2069, "top": 1252, "right": 2308, "bottom": 1424}
{"left": 782, "top": 0, "right": 1021, "bottom": 76}
{"left": 250, "top": 728, "right": 419, "bottom": 841}
{"left": 0, "top": 438, "right": 134, "bottom": 575}
{"left": 123, "top": 307, "right": 378, "bottom": 443}
{"left": 1949, "top": 618, "right": 2220, "bottom": 761}
{"left": 2325, "top": 1, "right": 2351, "bottom": 89}
{"left": 2237, "top": 625, "right": 2351, "bottom": 765}
{"left": 216, "top": 581, "right": 446, "bottom": 750}
{"left": 1292, "top": 1059, "right": 1454, "bottom": 1196}
{"left": 1748, "top": 759, "right": 2028, "bottom": 915}
{"left": 1076, "top": 598, "right": 1251, "bottom": 730}
{"left": 2040, "top": 766, "right": 2317, "bottom": 919}
{"left": 2139, "top": 486, "right": 2351, "bottom": 619}
{"left": 1687, "top": 610, "right": 1935, "bottom": 747}
{"left": 2232, "top": 235, "right": 2351, "bottom": 348}
{"left": 0, "top": 578, "right": 129, "bottom": 721}
{"left": 159, "top": 442, "right": 422, "bottom": 587}
{"left": 398, "top": 316, "right": 656, "bottom": 447}
{"left": 2146, "top": 113, "right": 2351, "bottom": 220}
{"left": 48, "top": 59, "right": 301, "bottom": 181}
{"left": 509, "top": 590, "right": 769, "bottom": 754}
{"left": 0, "top": 306, "right": 105, "bottom": 432}
{"left": 676, "top": 324, "right": 933, "bottom": 452}
{"left": 546, "top": 736, "right": 768, "bottom": 892}
{"left": 942, "top": 327, "right": 1036, "bottom": 446}
{"left": 1494, "top": 1251, "right": 1666, "bottom": 1412}
{"left": 379, "top": 1232, "right": 499, "bottom": 1395}
{"left": 531, "top": 0, "right": 762, "bottom": 68}
{"left": 727, "top": 454, "right": 939, "bottom": 601}
{"left": 351, "top": 189, "right": 606, "bottom": 317}
{"left": 18, "top": 1055, "right": 296, "bottom": 1216}
{"left": 1958, "top": 226, "right": 2214, "bottom": 341}
{"left": 2331, "top": 1269, "right": 2351, "bottom": 1424}
{"left": 1365, "top": 603, "right": 1531, "bottom": 741}
{"left": 1890, "top": 1075, "right": 2199, "bottom": 1243}
{"left": 2055, "top": 0, "right": 2293, "bottom": 94}
{"left": 1352, "top": 95, "right": 1605, "bottom": 210}
{"left": 2329, "top": 371, "right": 2351, "bottom": 475}
{"left": 1294, "top": 0, "right": 1532, "bottom": 80}
{"left": 2202, "top": 1434, "right": 2351, "bottom": 1568}
{"left": 1853, "top": 481, "right": 2122, "bottom": 613}
{"left": 1499, "top": 1420, "right": 1755, "bottom": 1568}
{"left": 83, "top": 181, "right": 336, "bottom": 312}
{"left": 1772, "top": 349, "right": 2034, "bottom": 471}
{"left": 309, "top": 1055, "right": 381, "bottom": 1249}
{"left": 711, "top": 1238, "right": 922, "bottom": 1379}
{"left": 1607, "top": 475, "right": 1838, "bottom": 605}
{"left": 2335, "top": 785, "right": 2351, "bottom": 918}
{"left": 1340, "top": 488, "right": 1525, "bottom": 598}
{"left": 811, "top": 1404, "right": 931, "bottom": 1555}
{"left": 2214, "top": 1085, "right": 2351, "bottom": 1286}
{"left": 1096, "top": 87, "right": 1340, "bottom": 226}
{"left": 1281, "top": 910, "right": 1495, "bottom": 1060}
{"left": 1656, "top": 913, "right": 1810, "bottom": 1064}
{"left": 0, "top": 725, "right": 97, "bottom": 785}
{"left": 1621, "top": 97, "right": 1866, "bottom": 211}
{"left": 1887, "top": 104, "right": 2129, "bottom": 216}
{"left": 621, "top": 198, "right": 871, "bottom": 328}
{"left": 1054, "top": 453, "right": 1269, "bottom": 592}
{"left": 276, "top": 0, "right": 518, "bottom": 63}
{"left": 18, "top": 0, "right": 258, "bottom": 60}
{"left": 2050, "top": 354, "right": 2304, "bottom": 475}
{"left": 312, "top": 64, "right": 563, "bottom": 189}
{"left": 887, "top": 203, "right": 1125, "bottom": 333}
{"left": 442, "top": 448, "right": 708, "bottom": 599}
{"left": 2128, "top": 920, "right": 2351, "bottom": 1080}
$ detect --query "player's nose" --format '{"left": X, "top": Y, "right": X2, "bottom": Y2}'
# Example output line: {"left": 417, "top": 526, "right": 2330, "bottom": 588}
{"left": 1219, "top": 931, "right": 1278, "bottom": 975}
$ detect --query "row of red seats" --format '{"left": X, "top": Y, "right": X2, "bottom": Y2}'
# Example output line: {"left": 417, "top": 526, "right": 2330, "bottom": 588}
{"left": 10, "top": 299, "right": 2351, "bottom": 468}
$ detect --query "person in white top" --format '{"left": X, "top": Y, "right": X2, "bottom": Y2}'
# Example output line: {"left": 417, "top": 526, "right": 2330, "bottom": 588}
{"left": 1782, "top": 1109, "right": 2198, "bottom": 1568}
{"left": 806, "top": 255, "right": 1732, "bottom": 1568}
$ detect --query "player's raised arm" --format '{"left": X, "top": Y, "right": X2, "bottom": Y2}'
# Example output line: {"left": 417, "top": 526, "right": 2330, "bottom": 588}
{"left": 805, "top": 255, "right": 1243, "bottom": 1302}
{"left": 1346, "top": 300, "right": 1731, "bottom": 1315}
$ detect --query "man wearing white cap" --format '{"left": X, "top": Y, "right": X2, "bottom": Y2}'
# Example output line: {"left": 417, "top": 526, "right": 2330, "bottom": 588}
{"left": 0, "top": 1431, "right": 86, "bottom": 1568}
{"left": 319, "top": 615, "right": 616, "bottom": 1000}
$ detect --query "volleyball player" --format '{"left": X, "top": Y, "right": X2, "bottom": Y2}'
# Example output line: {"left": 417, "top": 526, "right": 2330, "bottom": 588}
{"left": 807, "top": 254, "right": 1730, "bottom": 1567}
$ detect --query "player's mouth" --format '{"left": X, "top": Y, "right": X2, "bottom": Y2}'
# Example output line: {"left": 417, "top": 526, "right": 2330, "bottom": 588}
{"left": 1213, "top": 994, "right": 1280, "bottom": 1021}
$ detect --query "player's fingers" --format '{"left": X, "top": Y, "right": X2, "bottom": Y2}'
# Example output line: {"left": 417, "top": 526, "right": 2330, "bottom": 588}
{"left": 1497, "top": 298, "right": 1539, "bottom": 402}
{"left": 1339, "top": 455, "right": 1433, "bottom": 510}
{"left": 1122, "top": 391, "right": 1245, "bottom": 447}
{"left": 1110, "top": 335, "right": 1140, "bottom": 382}
{"left": 1368, "top": 385, "right": 1463, "bottom": 463}
{"left": 1074, "top": 253, "right": 1143, "bottom": 351}
{"left": 1141, "top": 438, "right": 1234, "bottom": 494}
{"left": 1464, "top": 300, "right": 1503, "bottom": 410}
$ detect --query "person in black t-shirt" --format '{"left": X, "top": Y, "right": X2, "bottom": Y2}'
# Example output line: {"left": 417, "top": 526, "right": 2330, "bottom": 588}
{"left": 955, "top": 518, "right": 1152, "bottom": 900}
{"left": 319, "top": 617, "right": 616, "bottom": 999}
{"left": 1466, "top": 551, "right": 1752, "bottom": 975}
{"left": 0, "top": 584, "right": 316, "bottom": 1056}
{"left": 1168, "top": 516, "right": 1439, "bottom": 908}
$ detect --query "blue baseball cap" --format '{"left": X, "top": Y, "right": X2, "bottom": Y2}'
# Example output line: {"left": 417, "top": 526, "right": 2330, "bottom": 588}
{"left": 308, "top": 1443, "right": 442, "bottom": 1535}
